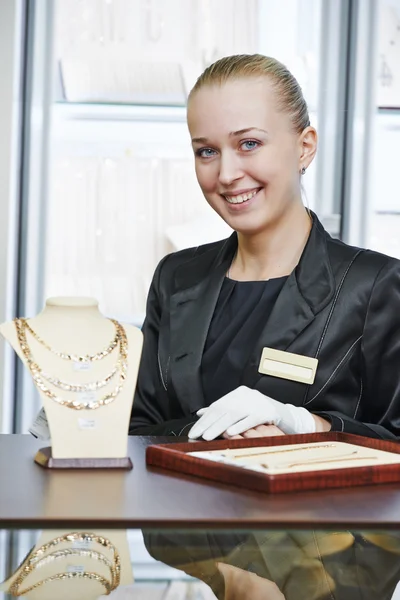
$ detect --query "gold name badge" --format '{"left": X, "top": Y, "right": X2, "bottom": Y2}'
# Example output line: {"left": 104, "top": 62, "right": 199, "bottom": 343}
{"left": 258, "top": 347, "right": 318, "bottom": 385}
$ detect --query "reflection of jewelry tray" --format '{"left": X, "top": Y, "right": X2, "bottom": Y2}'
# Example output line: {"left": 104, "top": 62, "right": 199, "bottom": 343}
{"left": 146, "top": 433, "right": 400, "bottom": 494}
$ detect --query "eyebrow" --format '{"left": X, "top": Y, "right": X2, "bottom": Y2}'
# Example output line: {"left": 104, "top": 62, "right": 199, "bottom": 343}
{"left": 191, "top": 127, "right": 268, "bottom": 144}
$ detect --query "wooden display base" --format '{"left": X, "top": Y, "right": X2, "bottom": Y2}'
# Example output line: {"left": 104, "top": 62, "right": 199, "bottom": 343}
{"left": 34, "top": 447, "right": 133, "bottom": 470}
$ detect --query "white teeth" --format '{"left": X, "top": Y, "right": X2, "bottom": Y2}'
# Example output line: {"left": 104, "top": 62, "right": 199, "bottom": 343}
{"left": 224, "top": 189, "right": 259, "bottom": 204}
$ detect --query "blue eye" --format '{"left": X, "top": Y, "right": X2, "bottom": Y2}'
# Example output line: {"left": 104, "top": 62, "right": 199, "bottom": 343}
{"left": 196, "top": 148, "right": 217, "bottom": 158}
{"left": 241, "top": 140, "right": 260, "bottom": 151}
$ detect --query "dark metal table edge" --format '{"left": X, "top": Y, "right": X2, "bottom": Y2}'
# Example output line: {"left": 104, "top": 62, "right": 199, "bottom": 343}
{"left": 2, "top": 519, "right": 400, "bottom": 530}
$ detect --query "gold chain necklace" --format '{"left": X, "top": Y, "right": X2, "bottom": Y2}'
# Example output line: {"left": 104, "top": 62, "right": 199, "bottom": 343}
{"left": 14, "top": 319, "right": 128, "bottom": 410}
{"left": 15, "top": 318, "right": 121, "bottom": 394}
{"left": 8, "top": 532, "right": 121, "bottom": 596}
{"left": 39, "top": 364, "right": 118, "bottom": 393}
{"left": 225, "top": 443, "right": 338, "bottom": 459}
{"left": 21, "top": 318, "right": 119, "bottom": 362}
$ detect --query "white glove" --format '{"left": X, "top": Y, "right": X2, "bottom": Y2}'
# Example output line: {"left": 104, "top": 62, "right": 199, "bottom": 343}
{"left": 188, "top": 386, "right": 316, "bottom": 441}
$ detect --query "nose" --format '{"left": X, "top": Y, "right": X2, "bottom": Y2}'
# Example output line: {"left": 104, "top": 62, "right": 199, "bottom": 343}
{"left": 218, "top": 151, "right": 243, "bottom": 186}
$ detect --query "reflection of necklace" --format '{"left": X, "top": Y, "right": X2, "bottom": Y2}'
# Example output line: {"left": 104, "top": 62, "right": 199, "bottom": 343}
{"left": 0, "top": 544, "right": 35, "bottom": 586}
{"left": 14, "top": 319, "right": 128, "bottom": 410}
{"left": 21, "top": 318, "right": 119, "bottom": 362}
{"left": 34, "top": 548, "right": 114, "bottom": 573}
{"left": 8, "top": 532, "right": 121, "bottom": 596}
{"left": 11, "top": 571, "right": 113, "bottom": 596}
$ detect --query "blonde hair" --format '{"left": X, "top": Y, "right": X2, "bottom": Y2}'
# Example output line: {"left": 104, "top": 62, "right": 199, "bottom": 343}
{"left": 189, "top": 54, "right": 310, "bottom": 135}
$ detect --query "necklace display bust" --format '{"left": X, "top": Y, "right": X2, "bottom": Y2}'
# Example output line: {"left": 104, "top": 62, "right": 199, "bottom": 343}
{"left": 0, "top": 297, "right": 143, "bottom": 464}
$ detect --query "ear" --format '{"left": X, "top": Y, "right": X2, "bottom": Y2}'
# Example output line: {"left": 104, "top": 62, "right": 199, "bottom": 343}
{"left": 298, "top": 126, "right": 318, "bottom": 170}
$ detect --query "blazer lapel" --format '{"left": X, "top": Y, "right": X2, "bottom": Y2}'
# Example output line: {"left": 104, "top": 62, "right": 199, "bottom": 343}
{"left": 169, "top": 235, "right": 237, "bottom": 414}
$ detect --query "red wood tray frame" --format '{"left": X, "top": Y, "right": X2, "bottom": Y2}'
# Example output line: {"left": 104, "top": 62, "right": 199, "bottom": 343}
{"left": 146, "top": 432, "right": 400, "bottom": 494}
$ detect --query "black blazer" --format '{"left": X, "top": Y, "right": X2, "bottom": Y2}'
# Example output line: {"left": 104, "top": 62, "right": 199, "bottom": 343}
{"left": 129, "top": 214, "right": 400, "bottom": 439}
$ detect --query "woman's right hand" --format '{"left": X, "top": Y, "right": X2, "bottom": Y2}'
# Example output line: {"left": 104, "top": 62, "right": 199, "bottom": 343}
{"left": 223, "top": 424, "right": 286, "bottom": 439}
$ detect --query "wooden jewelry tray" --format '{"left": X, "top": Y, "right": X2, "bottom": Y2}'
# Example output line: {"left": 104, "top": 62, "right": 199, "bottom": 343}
{"left": 146, "top": 433, "right": 400, "bottom": 494}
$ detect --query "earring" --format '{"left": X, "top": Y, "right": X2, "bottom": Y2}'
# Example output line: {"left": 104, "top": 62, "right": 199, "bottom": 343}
{"left": 301, "top": 167, "right": 306, "bottom": 175}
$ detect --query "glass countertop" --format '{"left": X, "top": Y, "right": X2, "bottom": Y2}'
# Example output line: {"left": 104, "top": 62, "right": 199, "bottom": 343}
{"left": 2, "top": 527, "right": 400, "bottom": 599}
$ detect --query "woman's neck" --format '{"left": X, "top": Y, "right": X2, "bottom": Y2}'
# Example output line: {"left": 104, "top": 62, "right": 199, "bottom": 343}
{"left": 233, "top": 204, "right": 312, "bottom": 281}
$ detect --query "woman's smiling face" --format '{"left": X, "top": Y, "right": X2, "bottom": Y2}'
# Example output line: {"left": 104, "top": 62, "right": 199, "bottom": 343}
{"left": 187, "top": 77, "right": 315, "bottom": 234}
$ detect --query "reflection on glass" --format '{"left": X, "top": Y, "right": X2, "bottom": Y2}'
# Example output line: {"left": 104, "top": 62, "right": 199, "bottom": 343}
{"left": 1, "top": 530, "right": 132, "bottom": 599}
{"left": 3, "top": 529, "right": 400, "bottom": 597}
{"left": 143, "top": 529, "right": 400, "bottom": 599}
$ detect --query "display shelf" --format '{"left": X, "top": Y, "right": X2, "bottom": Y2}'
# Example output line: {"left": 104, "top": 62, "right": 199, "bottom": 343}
{"left": 53, "top": 101, "right": 187, "bottom": 123}
{"left": 378, "top": 107, "right": 400, "bottom": 113}
{"left": 51, "top": 101, "right": 191, "bottom": 151}
{"left": 376, "top": 107, "right": 400, "bottom": 130}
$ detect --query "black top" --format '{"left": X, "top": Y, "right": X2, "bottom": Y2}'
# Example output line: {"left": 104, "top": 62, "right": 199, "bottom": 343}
{"left": 201, "top": 276, "right": 288, "bottom": 405}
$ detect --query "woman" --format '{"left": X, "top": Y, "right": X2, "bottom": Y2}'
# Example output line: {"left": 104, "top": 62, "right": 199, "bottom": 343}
{"left": 129, "top": 54, "right": 400, "bottom": 441}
